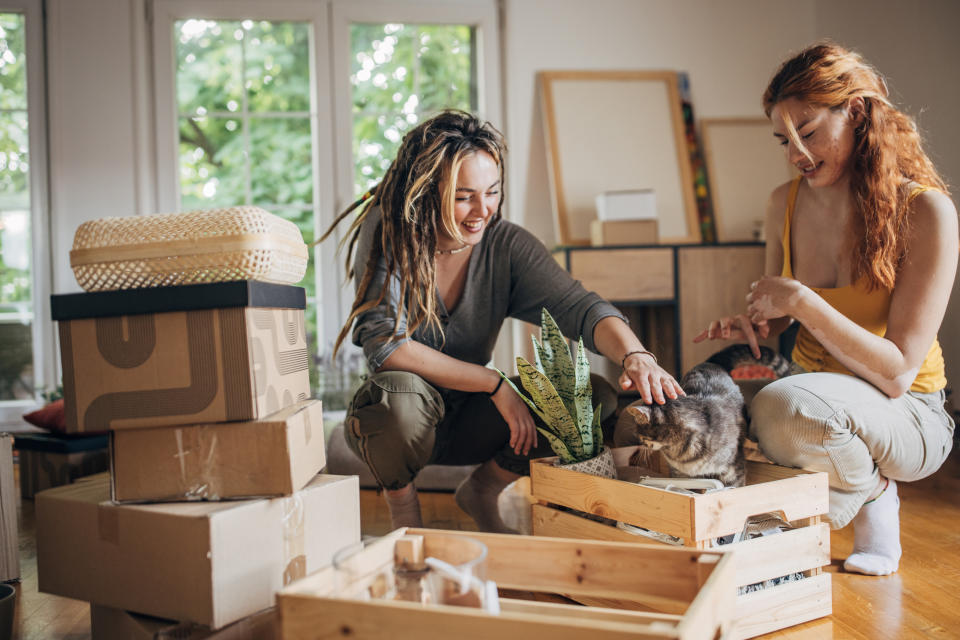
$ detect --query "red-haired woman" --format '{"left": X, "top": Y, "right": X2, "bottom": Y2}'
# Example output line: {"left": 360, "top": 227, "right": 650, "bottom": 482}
{"left": 695, "top": 43, "right": 957, "bottom": 575}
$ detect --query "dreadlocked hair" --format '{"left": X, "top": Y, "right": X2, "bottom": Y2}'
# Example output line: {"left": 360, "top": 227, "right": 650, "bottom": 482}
{"left": 763, "top": 41, "right": 947, "bottom": 291}
{"left": 318, "top": 110, "right": 507, "bottom": 358}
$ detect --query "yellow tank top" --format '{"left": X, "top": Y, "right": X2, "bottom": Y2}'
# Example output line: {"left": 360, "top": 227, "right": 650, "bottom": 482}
{"left": 781, "top": 176, "right": 946, "bottom": 393}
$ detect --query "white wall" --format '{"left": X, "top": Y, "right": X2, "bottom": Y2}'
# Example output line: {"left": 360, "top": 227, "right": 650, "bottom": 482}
{"left": 47, "top": 0, "right": 154, "bottom": 294}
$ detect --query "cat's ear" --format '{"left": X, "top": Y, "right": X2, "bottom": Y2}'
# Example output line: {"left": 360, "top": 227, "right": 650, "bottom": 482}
{"left": 626, "top": 405, "right": 651, "bottom": 425}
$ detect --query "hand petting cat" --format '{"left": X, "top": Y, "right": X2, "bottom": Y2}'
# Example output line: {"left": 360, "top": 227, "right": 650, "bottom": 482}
{"left": 620, "top": 351, "right": 685, "bottom": 406}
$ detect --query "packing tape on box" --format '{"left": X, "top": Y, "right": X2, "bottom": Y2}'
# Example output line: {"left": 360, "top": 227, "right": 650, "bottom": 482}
{"left": 301, "top": 404, "right": 313, "bottom": 445}
{"left": 173, "top": 426, "right": 222, "bottom": 500}
{"left": 282, "top": 494, "right": 306, "bottom": 585}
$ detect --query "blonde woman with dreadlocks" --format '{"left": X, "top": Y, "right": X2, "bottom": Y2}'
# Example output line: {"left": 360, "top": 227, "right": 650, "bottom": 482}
{"left": 323, "top": 110, "right": 682, "bottom": 531}
{"left": 695, "top": 43, "right": 957, "bottom": 576}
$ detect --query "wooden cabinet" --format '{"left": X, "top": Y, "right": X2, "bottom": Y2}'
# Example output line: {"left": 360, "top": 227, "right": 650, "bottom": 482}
{"left": 555, "top": 243, "right": 775, "bottom": 375}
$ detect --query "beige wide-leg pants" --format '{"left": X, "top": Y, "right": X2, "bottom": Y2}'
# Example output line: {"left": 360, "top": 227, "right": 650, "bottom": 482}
{"left": 751, "top": 372, "right": 954, "bottom": 528}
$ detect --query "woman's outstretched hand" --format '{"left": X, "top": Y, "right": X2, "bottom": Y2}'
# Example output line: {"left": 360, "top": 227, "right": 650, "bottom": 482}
{"left": 746, "top": 276, "right": 804, "bottom": 325}
{"left": 619, "top": 352, "right": 685, "bottom": 405}
{"left": 692, "top": 313, "right": 768, "bottom": 359}
{"left": 491, "top": 382, "right": 538, "bottom": 455}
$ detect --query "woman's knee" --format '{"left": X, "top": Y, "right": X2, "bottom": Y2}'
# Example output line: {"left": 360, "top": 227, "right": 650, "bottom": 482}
{"left": 344, "top": 371, "right": 445, "bottom": 488}
{"left": 749, "top": 376, "right": 841, "bottom": 467}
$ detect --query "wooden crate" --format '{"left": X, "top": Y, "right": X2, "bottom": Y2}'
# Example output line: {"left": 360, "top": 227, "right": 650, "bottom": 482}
{"left": 278, "top": 528, "right": 736, "bottom": 640}
{"left": 530, "top": 448, "right": 832, "bottom": 639}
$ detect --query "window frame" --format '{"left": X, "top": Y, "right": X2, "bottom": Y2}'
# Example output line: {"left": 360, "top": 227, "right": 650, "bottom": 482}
{"left": 0, "top": 0, "right": 53, "bottom": 422}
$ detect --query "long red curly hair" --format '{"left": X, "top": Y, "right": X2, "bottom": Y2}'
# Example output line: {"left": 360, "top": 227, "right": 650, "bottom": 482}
{"left": 763, "top": 42, "right": 948, "bottom": 291}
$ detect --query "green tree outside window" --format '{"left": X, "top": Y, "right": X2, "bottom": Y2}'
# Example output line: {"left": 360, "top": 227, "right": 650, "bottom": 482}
{"left": 0, "top": 12, "right": 35, "bottom": 401}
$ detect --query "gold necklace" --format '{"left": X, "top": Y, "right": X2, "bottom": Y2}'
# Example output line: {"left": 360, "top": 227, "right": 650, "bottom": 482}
{"left": 435, "top": 243, "right": 471, "bottom": 255}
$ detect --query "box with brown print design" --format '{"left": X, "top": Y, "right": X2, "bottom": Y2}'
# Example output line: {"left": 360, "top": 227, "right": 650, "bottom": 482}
{"left": 51, "top": 281, "right": 311, "bottom": 433}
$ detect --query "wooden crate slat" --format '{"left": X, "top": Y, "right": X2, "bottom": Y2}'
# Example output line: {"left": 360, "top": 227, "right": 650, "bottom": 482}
{"left": 692, "top": 473, "right": 829, "bottom": 540}
{"left": 279, "top": 594, "right": 679, "bottom": 640}
{"left": 676, "top": 554, "right": 738, "bottom": 640}
{"left": 535, "top": 505, "right": 830, "bottom": 590}
{"left": 531, "top": 456, "right": 829, "bottom": 544}
{"left": 744, "top": 460, "right": 815, "bottom": 484}
{"left": 532, "top": 504, "right": 644, "bottom": 543}
{"left": 731, "top": 573, "right": 833, "bottom": 640}
{"left": 726, "top": 523, "right": 830, "bottom": 587}
{"left": 407, "top": 528, "right": 702, "bottom": 603}
{"left": 498, "top": 597, "right": 684, "bottom": 624}
{"left": 530, "top": 459, "right": 696, "bottom": 540}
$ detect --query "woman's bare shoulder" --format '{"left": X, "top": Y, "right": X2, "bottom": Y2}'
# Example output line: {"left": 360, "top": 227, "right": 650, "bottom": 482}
{"left": 764, "top": 178, "right": 796, "bottom": 224}
{"left": 908, "top": 188, "right": 958, "bottom": 238}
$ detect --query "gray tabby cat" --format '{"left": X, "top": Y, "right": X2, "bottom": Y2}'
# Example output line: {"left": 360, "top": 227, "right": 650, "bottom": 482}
{"left": 613, "top": 344, "right": 790, "bottom": 488}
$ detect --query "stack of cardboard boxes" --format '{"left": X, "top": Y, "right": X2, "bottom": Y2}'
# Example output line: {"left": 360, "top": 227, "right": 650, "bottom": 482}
{"left": 36, "top": 280, "right": 361, "bottom": 638}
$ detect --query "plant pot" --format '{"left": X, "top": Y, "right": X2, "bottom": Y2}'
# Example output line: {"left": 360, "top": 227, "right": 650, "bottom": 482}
{"left": 554, "top": 446, "right": 616, "bottom": 479}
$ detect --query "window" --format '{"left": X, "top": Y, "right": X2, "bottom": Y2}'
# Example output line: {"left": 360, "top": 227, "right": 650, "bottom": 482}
{"left": 171, "top": 18, "right": 325, "bottom": 387}
{"left": 154, "top": 1, "right": 500, "bottom": 406}
{"left": 349, "top": 22, "right": 476, "bottom": 196}
{"left": 0, "top": 1, "right": 51, "bottom": 416}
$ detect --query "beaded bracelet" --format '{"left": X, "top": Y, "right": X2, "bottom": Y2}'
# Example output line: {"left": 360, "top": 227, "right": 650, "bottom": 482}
{"left": 488, "top": 376, "right": 505, "bottom": 397}
{"left": 621, "top": 349, "right": 658, "bottom": 369}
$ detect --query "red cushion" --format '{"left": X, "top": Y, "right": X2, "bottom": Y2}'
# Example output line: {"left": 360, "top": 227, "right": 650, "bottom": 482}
{"left": 22, "top": 399, "right": 109, "bottom": 436}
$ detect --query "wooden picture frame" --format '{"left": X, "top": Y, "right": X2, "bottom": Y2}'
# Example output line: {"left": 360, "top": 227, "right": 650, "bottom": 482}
{"left": 539, "top": 71, "right": 700, "bottom": 246}
{"left": 701, "top": 117, "right": 796, "bottom": 242}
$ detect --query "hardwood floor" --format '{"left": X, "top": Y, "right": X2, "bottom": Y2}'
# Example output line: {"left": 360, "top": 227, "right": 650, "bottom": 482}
{"left": 7, "top": 445, "right": 960, "bottom": 639}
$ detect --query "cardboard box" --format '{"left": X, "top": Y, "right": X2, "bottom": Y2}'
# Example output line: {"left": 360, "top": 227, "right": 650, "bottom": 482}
{"left": 111, "top": 400, "right": 326, "bottom": 503}
{"left": 13, "top": 432, "right": 110, "bottom": 499}
{"left": 589, "top": 219, "right": 659, "bottom": 246}
{"left": 0, "top": 433, "right": 18, "bottom": 581}
{"left": 90, "top": 605, "right": 277, "bottom": 640}
{"left": 51, "top": 281, "right": 310, "bottom": 432}
{"left": 37, "top": 472, "right": 360, "bottom": 629}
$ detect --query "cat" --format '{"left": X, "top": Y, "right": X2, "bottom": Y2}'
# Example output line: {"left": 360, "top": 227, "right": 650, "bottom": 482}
{"left": 613, "top": 344, "right": 790, "bottom": 488}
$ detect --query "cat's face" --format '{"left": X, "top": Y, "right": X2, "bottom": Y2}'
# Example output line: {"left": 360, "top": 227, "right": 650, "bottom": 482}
{"left": 625, "top": 404, "right": 673, "bottom": 450}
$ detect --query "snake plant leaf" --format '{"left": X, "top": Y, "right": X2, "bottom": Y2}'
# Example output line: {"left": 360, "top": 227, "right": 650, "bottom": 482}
{"left": 535, "top": 426, "right": 577, "bottom": 464}
{"left": 496, "top": 369, "right": 549, "bottom": 424}
{"left": 537, "top": 309, "right": 577, "bottom": 417}
{"left": 591, "top": 404, "right": 604, "bottom": 458}
{"left": 516, "top": 358, "right": 585, "bottom": 459}
{"left": 573, "top": 338, "right": 594, "bottom": 451}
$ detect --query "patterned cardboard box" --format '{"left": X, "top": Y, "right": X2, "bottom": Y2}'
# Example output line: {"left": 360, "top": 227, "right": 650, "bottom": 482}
{"left": 52, "top": 282, "right": 310, "bottom": 432}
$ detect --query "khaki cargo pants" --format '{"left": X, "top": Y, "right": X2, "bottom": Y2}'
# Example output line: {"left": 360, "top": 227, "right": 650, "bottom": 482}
{"left": 344, "top": 371, "right": 618, "bottom": 490}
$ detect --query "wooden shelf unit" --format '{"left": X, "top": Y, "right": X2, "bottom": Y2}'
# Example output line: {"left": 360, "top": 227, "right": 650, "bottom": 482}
{"left": 554, "top": 242, "right": 775, "bottom": 375}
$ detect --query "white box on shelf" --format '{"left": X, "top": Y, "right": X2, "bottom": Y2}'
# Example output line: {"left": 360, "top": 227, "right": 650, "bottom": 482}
{"left": 595, "top": 189, "right": 657, "bottom": 222}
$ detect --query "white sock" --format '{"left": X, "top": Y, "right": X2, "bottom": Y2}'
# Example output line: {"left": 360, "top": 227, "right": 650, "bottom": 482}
{"left": 385, "top": 485, "right": 423, "bottom": 529}
{"left": 843, "top": 479, "right": 901, "bottom": 576}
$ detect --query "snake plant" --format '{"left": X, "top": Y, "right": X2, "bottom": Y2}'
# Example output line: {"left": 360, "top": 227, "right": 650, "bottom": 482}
{"left": 498, "top": 308, "right": 603, "bottom": 464}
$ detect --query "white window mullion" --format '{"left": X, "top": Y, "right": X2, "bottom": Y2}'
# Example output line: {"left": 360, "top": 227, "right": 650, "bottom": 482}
{"left": 0, "top": 0, "right": 53, "bottom": 422}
